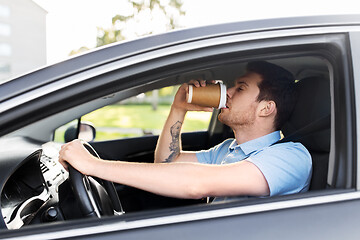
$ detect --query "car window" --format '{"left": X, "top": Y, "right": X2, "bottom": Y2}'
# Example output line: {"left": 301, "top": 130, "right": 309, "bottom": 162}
{"left": 54, "top": 85, "right": 212, "bottom": 143}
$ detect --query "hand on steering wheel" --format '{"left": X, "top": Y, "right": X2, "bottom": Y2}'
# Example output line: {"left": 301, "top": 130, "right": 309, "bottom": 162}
{"left": 68, "top": 142, "right": 124, "bottom": 218}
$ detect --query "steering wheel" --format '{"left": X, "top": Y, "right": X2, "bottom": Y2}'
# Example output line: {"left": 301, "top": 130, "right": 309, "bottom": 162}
{"left": 68, "top": 142, "right": 124, "bottom": 218}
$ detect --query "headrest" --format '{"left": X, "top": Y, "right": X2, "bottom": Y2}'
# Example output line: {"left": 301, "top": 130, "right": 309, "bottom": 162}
{"left": 282, "top": 76, "right": 331, "bottom": 152}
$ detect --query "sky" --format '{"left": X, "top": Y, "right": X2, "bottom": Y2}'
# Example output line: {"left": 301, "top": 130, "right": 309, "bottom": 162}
{"left": 33, "top": 0, "right": 360, "bottom": 64}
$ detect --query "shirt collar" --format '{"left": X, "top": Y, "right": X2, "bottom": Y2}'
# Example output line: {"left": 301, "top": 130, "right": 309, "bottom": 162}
{"left": 229, "top": 131, "right": 281, "bottom": 155}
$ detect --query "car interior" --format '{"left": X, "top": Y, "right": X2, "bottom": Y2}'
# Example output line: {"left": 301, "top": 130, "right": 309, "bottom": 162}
{"left": 1, "top": 52, "right": 341, "bottom": 229}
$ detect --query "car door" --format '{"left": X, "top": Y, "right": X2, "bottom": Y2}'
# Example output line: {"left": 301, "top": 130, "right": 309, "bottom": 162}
{"left": 1, "top": 16, "right": 360, "bottom": 240}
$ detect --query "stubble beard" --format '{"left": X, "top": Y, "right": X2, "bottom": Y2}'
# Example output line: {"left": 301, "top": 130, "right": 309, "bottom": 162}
{"left": 218, "top": 106, "right": 257, "bottom": 130}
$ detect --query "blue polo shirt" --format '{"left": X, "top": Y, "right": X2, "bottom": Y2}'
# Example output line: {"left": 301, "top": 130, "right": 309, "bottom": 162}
{"left": 196, "top": 131, "right": 312, "bottom": 197}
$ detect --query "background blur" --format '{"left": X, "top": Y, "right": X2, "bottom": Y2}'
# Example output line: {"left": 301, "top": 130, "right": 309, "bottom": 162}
{"left": 1, "top": 0, "right": 359, "bottom": 141}
{"left": 0, "top": 0, "right": 360, "bottom": 83}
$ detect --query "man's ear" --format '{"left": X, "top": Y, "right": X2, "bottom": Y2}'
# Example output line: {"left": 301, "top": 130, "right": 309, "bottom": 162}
{"left": 258, "top": 100, "right": 276, "bottom": 117}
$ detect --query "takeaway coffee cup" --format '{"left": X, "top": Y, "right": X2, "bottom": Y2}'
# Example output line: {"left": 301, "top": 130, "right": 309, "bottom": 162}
{"left": 186, "top": 81, "right": 227, "bottom": 109}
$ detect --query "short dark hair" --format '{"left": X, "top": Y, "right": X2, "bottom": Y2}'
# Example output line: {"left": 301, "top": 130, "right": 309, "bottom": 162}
{"left": 246, "top": 61, "right": 297, "bottom": 130}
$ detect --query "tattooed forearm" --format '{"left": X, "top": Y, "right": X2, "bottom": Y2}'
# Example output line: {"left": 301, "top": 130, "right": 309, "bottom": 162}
{"left": 164, "top": 121, "right": 182, "bottom": 163}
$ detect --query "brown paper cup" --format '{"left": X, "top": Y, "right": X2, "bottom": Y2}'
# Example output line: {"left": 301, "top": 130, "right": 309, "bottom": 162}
{"left": 186, "top": 82, "right": 226, "bottom": 109}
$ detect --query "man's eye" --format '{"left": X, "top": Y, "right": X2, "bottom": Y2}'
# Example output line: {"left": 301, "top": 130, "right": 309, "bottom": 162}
{"left": 236, "top": 87, "right": 243, "bottom": 91}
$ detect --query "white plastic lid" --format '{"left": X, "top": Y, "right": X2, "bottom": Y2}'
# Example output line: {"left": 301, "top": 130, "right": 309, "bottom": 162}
{"left": 218, "top": 83, "right": 227, "bottom": 109}
{"left": 187, "top": 85, "right": 193, "bottom": 103}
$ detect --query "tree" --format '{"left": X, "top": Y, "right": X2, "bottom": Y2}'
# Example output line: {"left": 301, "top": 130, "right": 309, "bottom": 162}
{"left": 96, "top": 0, "right": 184, "bottom": 47}
{"left": 69, "top": 46, "right": 90, "bottom": 56}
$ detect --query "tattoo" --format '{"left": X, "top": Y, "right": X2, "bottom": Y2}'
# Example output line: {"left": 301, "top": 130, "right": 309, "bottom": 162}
{"left": 164, "top": 121, "right": 182, "bottom": 163}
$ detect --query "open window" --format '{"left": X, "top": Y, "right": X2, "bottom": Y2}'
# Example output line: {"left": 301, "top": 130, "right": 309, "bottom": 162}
{"left": 49, "top": 52, "right": 350, "bottom": 213}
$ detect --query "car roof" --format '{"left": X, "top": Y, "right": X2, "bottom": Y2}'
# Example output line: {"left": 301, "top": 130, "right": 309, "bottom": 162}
{"left": 1, "top": 14, "right": 360, "bottom": 103}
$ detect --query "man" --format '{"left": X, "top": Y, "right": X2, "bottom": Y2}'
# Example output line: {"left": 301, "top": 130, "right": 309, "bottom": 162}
{"left": 58, "top": 61, "right": 312, "bottom": 200}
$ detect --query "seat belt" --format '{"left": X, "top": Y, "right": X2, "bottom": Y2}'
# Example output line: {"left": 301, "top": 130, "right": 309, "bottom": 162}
{"left": 276, "top": 114, "right": 331, "bottom": 144}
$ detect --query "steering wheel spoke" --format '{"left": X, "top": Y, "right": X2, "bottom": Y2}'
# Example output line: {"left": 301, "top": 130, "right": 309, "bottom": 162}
{"left": 68, "top": 142, "right": 124, "bottom": 218}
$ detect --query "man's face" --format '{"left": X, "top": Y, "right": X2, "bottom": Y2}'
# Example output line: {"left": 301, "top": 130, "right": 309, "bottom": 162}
{"left": 218, "top": 72, "right": 263, "bottom": 129}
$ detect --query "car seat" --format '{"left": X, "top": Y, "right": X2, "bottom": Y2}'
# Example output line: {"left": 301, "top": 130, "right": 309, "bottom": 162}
{"left": 281, "top": 76, "right": 331, "bottom": 190}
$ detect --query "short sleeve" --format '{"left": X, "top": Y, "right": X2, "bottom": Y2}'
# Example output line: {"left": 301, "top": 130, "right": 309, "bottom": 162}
{"left": 196, "top": 139, "right": 233, "bottom": 165}
{"left": 247, "top": 142, "right": 312, "bottom": 196}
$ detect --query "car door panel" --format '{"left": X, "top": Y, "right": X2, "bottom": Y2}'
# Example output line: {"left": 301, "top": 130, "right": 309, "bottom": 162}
{"left": 77, "top": 194, "right": 360, "bottom": 239}
{"left": 98, "top": 198, "right": 360, "bottom": 240}
{"left": 2, "top": 191, "right": 358, "bottom": 240}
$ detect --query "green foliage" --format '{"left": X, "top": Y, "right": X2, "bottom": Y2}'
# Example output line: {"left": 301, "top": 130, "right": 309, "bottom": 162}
{"left": 96, "top": 0, "right": 184, "bottom": 47}
{"left": 69, "top": 46, "right": 90, "bottom": 56}
{"left": 82, "top": 104, "right": 211, "bottom": 141}
{"left": 96, "top": 27, "right": 125, "bottom": 47}
{"left": 82, "top": 104, "right": 211, "bottom": 130}
{"left": 159, "top": 86, "right": 177, "bottom": 96}
{"left": 55, "top": 104, "right": 212, "bottom": 142}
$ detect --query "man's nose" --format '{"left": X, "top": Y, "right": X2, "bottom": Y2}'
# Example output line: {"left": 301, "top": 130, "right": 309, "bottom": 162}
{"left": 227, "top": 86, "right": 235, "bottom": 98}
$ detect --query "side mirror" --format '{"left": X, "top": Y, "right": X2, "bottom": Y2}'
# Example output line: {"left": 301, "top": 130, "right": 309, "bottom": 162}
{"left": 79, "top": 122, "right": 96, "bottom": 142}
{"left": 64, "top": 122, "right": 96, "bottom": 143}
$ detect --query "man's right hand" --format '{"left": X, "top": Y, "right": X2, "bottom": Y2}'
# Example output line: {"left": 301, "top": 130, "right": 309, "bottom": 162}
{"left": 171, "top": 80, "right": 214, "bottom": 113}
